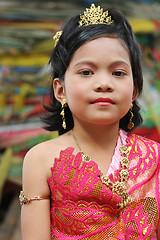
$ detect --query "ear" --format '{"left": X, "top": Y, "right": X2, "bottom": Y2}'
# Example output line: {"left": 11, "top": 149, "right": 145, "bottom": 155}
{"left": 132, "top": 83, "right": 138, "bottom": 102}
{"left": 53, "top": 78, "right": 65, "bottom": 103}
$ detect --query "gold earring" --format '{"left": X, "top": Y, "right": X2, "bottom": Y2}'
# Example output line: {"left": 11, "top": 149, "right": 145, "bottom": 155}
{"left": 128, "top": 103, "right": 134, "bottom": 130}
{"left": 60, "top": 99, "right": 67, "bottom": 129}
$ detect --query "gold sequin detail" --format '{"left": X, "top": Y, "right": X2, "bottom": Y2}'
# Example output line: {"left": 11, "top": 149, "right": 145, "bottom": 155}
{"left": 72, "top": 130, "right": 131, "bottom": 209}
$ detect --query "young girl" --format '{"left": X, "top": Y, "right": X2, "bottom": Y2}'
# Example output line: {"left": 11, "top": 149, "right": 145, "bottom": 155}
{"left": 20, "top": 3, "right": 160, "bottom": 239}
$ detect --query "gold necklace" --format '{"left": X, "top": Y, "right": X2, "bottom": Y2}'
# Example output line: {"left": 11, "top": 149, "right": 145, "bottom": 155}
{"left": 72, "top": 129, "right": 131, "bottom": 209}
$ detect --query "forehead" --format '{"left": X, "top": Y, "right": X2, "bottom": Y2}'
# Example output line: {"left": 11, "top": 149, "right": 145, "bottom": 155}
{"left": 69, "top": 37, "right": 131, "bottom": 67}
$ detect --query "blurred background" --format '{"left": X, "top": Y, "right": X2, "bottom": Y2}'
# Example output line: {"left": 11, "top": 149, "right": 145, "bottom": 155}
{"left": 0, "top": 0, "right": 160, "bottom": 239}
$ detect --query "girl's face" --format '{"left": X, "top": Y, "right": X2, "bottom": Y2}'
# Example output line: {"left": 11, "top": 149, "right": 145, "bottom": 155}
{"left": 55, "top": 37, "right": 137, "bottom": 128}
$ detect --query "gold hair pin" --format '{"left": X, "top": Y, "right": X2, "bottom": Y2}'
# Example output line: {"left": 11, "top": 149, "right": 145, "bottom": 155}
{"left": 53, "top": 30, "right": 62, "bottom": 46}
{"left": 79, "top": 3, "right": 114, "bottom": 27}
{"left": 53, "top": 4, "right": 113, "bottom": 46}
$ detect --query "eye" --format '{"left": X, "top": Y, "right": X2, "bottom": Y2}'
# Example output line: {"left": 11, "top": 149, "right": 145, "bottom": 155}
{"left": 113, "top": 71, "right": 126, "bottom": 77}
{"left": 79, "top": 70, "right": 93, "bottom": 76}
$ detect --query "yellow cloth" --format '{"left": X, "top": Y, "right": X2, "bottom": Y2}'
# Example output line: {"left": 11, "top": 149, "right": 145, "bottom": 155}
{"left": 0, "top": 148, "right": 12, "bottom": 201}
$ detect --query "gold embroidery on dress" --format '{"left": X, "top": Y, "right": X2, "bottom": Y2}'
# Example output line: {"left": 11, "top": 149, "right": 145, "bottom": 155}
{"left": 72, "top": 130, "right": 131, "bottom": 209}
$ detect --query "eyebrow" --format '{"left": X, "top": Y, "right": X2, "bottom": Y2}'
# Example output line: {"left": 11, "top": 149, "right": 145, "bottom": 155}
{"left": 109, "top": 61, "right": 131, "bottom": 69}
{"left": 73, "top": 60, "right": 131, "bottom": 69}
{"left": 74, "top": 61, "right": 96, "bottom": 68}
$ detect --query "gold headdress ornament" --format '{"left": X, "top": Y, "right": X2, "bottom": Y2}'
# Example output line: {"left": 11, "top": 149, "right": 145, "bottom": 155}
{"left": 53, "top": 3, "right": 113, "bottom": 46}
{"left": 53, "top": 30, "right": 62, "bottom": 46}
{"left": 79, "top": 3, "right": 114, "bottom": 27}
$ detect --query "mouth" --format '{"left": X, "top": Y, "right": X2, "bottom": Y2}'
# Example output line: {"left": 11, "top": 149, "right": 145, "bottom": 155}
{"left": 91, "top": 98, "right": 114, "bottom": 106}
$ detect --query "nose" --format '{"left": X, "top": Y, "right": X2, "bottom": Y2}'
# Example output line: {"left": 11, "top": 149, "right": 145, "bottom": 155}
{"left": 94, "top": 73, "right": 114, "bottom": 92}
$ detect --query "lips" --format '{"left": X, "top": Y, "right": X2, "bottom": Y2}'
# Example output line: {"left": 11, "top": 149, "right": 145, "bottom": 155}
{"left": 91, "top": 97, "right": 114, "bottom": 106}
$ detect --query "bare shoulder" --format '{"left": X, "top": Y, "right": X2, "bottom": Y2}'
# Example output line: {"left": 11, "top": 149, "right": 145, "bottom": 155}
{"left": 24, "top": 130, "right": 73, "bottom": 166}
{"left": 22, "top": 131, "right": 74, "bottom": 196}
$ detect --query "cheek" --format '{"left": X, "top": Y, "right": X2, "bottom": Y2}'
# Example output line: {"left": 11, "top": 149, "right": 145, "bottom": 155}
{"left": 65, "top": 85, "right": 82, "bottom": 106}
{"left": 65, "top": 79, "right": 87, "bottom": 100}
{"left": 119, "top": 82, "right": 134, "bottom": 109}
{"left": 123, "top": 80, "right": 134, "bottom": 97}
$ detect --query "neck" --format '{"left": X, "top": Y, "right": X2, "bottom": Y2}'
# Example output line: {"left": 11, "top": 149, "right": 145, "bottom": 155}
{"left": 72, "top": 121, "right": 120, "bottom": 152}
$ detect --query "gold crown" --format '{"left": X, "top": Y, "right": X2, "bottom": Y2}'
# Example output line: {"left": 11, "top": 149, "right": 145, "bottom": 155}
{"left": 79, "top": 3, "right": 114, "bottom": 27}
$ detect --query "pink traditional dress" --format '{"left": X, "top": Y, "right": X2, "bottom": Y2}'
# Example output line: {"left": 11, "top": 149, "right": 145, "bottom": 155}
{"left": 48, "top": 130, "right": 160, "bottom": 239}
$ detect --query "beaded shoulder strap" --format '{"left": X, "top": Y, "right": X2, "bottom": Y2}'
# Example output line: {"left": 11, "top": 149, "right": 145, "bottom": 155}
{"left": 19, "top": 191, "right": 50, "bottom": 205}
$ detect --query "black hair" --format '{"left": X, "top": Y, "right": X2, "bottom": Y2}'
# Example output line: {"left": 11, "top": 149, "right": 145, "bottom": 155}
{"left": 42, "top": 8, "right": 143, "bottom": 135}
